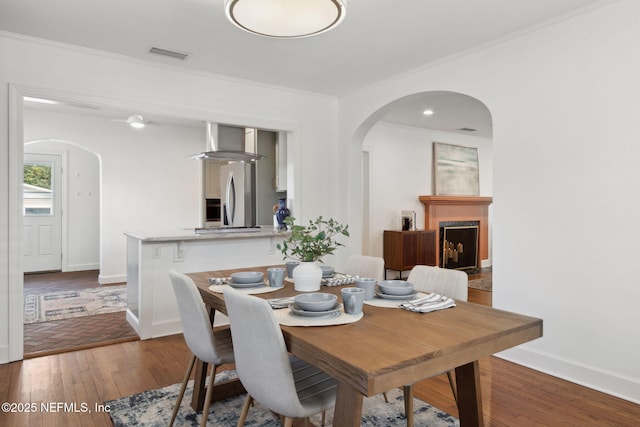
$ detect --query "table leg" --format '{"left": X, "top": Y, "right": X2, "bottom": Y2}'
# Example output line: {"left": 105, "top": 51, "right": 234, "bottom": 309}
{"left": 333, "top": 382, "right": 363, "bottom": 427}
{"left": 190, "top": 358, "right": 208, "bottom": 411}
{"left": 455, "top": 360, "right": 484, "bottom": 427}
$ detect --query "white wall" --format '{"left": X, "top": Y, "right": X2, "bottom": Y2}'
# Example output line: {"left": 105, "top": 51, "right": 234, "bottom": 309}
{"left": 340, "top": 0, "right": 640, "bottom": 403}
{"left": 363, "top": 122, "right": 492, "bottom": 259}
{"left": 24, "top": 138, "right": 100, "bottom": 272}
{"left": 0, "top": 33, "right": 342, "bottom": 362}
{"left": 23, "top": 109, "right": 204, "bottom": 282}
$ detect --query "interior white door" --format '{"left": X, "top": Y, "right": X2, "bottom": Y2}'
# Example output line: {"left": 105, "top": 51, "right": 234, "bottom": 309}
{"left": 23, "top": 153, "right": 63, "bottom": 272}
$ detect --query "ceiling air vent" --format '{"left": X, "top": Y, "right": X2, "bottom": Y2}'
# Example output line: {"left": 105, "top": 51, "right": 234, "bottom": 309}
{"left": 149, "top": 47, "right": 190, "bottom": 60}
{"left": 457, "top": 127, "right": 477, "bottom": 132}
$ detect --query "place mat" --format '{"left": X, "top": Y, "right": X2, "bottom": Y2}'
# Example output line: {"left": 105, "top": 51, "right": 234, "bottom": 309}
{"left": 208, "top": 284, "right": 280, "bottom": 295}
{"left": 364, "top": 291, "right": 430, "bottom": 308}
{"left": 400, "top": 293, "right": 456, "bottom": 313}
{"left": 274, "top": 306, "right": 363, "bottom": 326}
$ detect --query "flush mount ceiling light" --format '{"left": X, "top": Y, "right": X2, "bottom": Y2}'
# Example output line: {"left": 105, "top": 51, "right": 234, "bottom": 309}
{"left": 423, "top": 109, "right": 434, "bottom": 116}
{"left": 224, "top": 0, "right": 346, "bottom": 38}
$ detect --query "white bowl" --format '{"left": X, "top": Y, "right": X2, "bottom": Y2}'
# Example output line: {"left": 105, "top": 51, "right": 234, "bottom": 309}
{"left": 230, "top": 271, "right": 264, "bottom": 284}
{"left": 294, "top": 293, "right": 338, "bottom": 312}
{"left": 378, "top": 280, "right": 414, "bottom": 296}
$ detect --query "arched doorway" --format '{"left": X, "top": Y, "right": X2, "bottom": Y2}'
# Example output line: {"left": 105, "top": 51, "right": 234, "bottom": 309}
{"left": 351, "top": 91, "right": 493, "bottom": 267}
{"left": 23, "top": 139, "right": 101, "bottom": 274}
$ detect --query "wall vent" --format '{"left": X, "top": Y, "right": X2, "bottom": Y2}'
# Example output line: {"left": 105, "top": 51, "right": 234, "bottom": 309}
{"left": 149, "top": 47, "right": 190, "bottom": 60}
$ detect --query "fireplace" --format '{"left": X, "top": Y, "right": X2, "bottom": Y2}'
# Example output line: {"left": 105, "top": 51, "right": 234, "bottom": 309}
{"left": 419, "top": 195, "right": 492, "bottom": 268}
{"left": 439, "top": 221, "right": 479, "bottom": 270}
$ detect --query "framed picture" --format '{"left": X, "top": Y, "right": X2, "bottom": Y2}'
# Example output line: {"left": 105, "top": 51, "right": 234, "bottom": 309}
{"left": 433, "top": 142, "right": 479, "bottom": 195}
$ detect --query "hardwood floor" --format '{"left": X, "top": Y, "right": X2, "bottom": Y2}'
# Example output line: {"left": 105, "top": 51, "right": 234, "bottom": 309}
{"left": 23, "top": 271, "right": 139, "bottom": 358}
{"left": 5, "top": 269, "right": 638, "bottom": 426}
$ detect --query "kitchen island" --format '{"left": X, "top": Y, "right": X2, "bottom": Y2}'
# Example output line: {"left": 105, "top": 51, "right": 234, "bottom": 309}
{"left": 125, "top": 227, "right": 288, "bottom": 339}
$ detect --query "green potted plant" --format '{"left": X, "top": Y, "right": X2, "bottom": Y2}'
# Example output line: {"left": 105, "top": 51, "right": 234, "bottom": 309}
{"left": 277, "top": 216, "right": 349, "bottom": 291}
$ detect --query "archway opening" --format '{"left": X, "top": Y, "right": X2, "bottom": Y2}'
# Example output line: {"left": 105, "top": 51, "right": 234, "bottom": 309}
{"left": 352, "top": 91, "right": 493, "bottom": 272}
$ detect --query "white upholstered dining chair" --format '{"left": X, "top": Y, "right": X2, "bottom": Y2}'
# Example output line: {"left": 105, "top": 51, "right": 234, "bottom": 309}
{"left": 344, "top": 254, "right": 385, "bottom": 280}
{"left": 223, "top": 286, "right": 337, "bottom": 427}
{"left": 168, "top": 270, "right": 235, "bottom": 427}
{"left": 402, "top": 265, "right": 468, "bottom": 426}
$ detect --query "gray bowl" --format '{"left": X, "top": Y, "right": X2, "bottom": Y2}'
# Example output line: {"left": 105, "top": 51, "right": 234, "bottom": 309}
{"left": 230, "top": 271, "right": 264, "bottom": 284}
{"left": 294, "top": 293, "right": 338, "bottom": 312}
{"left": 320, "top": 265, "right": 335, "bottom": 277}
{"left": 378, "top": 280, "right": 414, "bottom": 296}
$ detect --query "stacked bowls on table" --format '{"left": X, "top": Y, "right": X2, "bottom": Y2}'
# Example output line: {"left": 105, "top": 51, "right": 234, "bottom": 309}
{"left": 375, "top": 280, "right": 417, "bottom": 300}
{"left": 291, "top": 293, "right": 340, "bottom": 317}
{"left": 320, "top": 265, "right": 335, "bottom": 278}
{"left": 228, "top": 271, "right": 265, "bottom": 288}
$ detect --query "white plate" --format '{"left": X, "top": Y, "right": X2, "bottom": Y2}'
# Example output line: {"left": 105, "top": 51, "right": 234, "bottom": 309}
{"left": 290, "top": 303, "right": 342, "bottom": 317}
{"left": 375, "top": 290, "right": 418, "bottom": 300}
{"left": 229, "top": 280, "right": 266, "bottom": 289}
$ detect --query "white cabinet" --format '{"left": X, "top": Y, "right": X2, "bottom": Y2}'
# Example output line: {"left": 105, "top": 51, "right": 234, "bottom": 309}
{"left": 275, "top": 131, "right": 287, "bottom": 192}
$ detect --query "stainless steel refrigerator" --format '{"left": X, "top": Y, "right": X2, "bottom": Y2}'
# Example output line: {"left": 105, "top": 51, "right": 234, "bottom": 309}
{"left": 220, "top": 162, "right": 257, "bottom": 227}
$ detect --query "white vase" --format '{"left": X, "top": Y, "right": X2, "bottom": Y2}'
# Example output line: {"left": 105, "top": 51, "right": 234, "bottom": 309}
{"left": 292, "top": 261, "right": 323, "bottom": 292}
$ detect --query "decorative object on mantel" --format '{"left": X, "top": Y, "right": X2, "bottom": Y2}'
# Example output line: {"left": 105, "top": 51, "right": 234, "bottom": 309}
{"left": 433, "top": 142, "right": 480, "bottom": 196}
{"left": 273, "top": 197, "right": 290, "bottom": 230}
{"left": 277, "top": 216, "right": 349, "bottom": 292}
{"left": 401, "top": 210, "right": 416, "bottom": 230}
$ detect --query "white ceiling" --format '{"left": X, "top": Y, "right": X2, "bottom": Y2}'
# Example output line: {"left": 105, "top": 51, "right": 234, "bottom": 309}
{"left": 2, "top": 0, "right": 606, "bottom": 134}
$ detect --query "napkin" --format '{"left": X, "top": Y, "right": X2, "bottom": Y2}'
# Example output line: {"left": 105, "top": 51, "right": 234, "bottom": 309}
{"left": 400, "top": 293, "right": 456, "bottom": 313}
{"left": 267, "top": 297, "right": 295, "bottom": 309}
{"left": 322, "top": 273, "right": 356, "bottom": 287}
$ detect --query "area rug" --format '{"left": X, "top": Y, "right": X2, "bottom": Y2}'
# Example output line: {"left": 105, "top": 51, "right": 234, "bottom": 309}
{"left": 468, "top": 277, "right": 492, "bottom": 292}
{"left": 24, "top": 285, "right": 127, "bottom": 324}
{"left": 107, "top": 370, "right": 459, "bottom": 426}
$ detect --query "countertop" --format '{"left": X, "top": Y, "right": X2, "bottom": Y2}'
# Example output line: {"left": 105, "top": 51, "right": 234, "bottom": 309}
{"left": 125, "top": 227, "right": 290, "bottom": 242}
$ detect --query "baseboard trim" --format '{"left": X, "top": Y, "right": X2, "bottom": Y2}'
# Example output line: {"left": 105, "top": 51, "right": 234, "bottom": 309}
{"left": 0, "top": 345, "right": 8, "bottom": 364}
{"left": 64, "top": 263, "right": 100, "bottom": 272}
{"left": 99, "top": 273, "right": 126, "bottom": 285}
{"left": 497, "top": 346, "right": 640, "bottom": 404}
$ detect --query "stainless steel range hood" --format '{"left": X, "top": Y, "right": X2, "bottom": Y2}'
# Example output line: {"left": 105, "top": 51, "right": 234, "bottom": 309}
{"left": 192, "top": 123, "right": 264, "bottom": 162}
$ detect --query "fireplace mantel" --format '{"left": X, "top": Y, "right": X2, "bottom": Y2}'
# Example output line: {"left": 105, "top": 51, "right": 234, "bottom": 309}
{"left": 419, "top": 196, "right": 492, "bottom": 268}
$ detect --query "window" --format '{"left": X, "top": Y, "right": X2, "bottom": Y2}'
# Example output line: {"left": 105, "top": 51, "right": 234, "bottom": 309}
{"left": 23, "top": 162, "right": 54, "bottom": 216}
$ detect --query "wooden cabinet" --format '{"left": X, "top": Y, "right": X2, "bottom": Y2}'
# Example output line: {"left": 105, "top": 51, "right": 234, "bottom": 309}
{"left": 383, "top": 230, "right": 436, "bottom": 278}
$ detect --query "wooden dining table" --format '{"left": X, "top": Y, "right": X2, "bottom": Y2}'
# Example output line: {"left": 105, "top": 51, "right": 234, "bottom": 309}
{"left": 188, "top": 265, "right": 542, "bottom": 427}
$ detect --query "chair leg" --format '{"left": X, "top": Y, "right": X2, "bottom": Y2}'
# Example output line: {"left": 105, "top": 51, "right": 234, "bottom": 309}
{"left": 321, "top": 410, "right": 326, "bottom": 426}
{"left": 383, "top": 391, "right": 389, "bottom": 403}
{"left": 236, "top": 395, "right": 253, "bottom": 427}
{"left": 283, "top": 417, "right": 294, "bottom": 427}
{"left": 403, "top": 384, "right": 414, "bottom": 427}
{"left": 446, "top": 370, "right": 458, "bottom": 405}
{"left": 200, "top": 364, "right": 219, "bottom": 427}
{"left": 169, "top": 354, "right": 197, "bottom": 427}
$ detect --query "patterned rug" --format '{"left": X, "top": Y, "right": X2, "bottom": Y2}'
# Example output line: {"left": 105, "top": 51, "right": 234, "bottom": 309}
{"left": 107, "top": 370, "right": 459, "bottom": 427}
{"left": 468, "top": 277, "right": 492, "bottom": 292}
{"left": 24, "top": 285, "right": 127, "bottom": 324}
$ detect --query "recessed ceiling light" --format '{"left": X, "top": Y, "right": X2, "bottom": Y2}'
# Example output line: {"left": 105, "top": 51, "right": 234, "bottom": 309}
{"left": 422, "top": 109, "right": 434, "bottom": 116}
{"left": 24, "top": 96, "right": 59, "bottom": 105}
